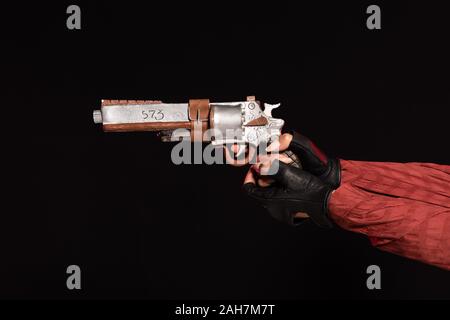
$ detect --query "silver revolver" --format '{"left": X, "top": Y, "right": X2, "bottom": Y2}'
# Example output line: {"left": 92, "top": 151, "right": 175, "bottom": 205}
{"left": 93, "top": 96, "right": 300, "bottom": 164}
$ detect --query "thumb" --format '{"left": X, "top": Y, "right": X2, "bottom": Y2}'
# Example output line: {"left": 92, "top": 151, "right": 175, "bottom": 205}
{"left": 265, "top": 160, "right": 294, "bottom": 185}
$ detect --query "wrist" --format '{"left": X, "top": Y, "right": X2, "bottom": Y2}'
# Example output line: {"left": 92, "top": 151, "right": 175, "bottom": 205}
{"left": 320, "top": 158, "right": 341, "bottom": 189}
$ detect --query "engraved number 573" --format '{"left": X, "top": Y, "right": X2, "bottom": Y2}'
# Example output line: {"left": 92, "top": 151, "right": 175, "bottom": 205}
{"left": 142, "top": 109, "right": 164, "bottom": 121}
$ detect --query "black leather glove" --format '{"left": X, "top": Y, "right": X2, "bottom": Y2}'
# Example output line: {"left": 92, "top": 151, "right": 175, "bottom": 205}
{"left": 243, "top": 160, "right": 334, "bottom": 228}
{"left": 287, "top": 131, "right": 340, "bottom": 189}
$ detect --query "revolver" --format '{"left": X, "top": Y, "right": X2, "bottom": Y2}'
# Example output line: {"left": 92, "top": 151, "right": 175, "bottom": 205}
{"left": 93, "top": 96, "right": 299, "bottom": 164}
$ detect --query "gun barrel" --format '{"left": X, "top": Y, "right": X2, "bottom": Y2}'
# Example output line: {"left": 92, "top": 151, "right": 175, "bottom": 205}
{"left": 93, "top": 100, "right": 192, "bottom": 132}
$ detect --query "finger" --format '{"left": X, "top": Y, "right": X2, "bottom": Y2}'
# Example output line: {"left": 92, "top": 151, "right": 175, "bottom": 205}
{"left": 294, "top": 212, "right": 309, "bottom": 219}
{"left": 279, "top": 153, "right": 294, "bottom": 164}
{"left": 243, "top": 166, "right": 257, "bottom": 185}
{"left": 243, "top": 180, "right": 278, "bottom": 199}
{"left": 266, "top": 133, "right": 293, "bottom": 152}
{"left": 263, "top": 160, "right": 304, "bottom": 186}
{"left": 224, "top": 145, "right": 248, "bottom": 167}
{"left": 249, "top": 161, "right": 276, "bottom": 186}
{"left": 256, "top": 153, "right": 274, "bottom": 166}
{"left": 225, "top": 143, "right": 258, "bottom": 167}
{"left": 243, "top": 166, "right": 279, "bottom": 199}
{"left": 279, "top": 133, "right": 294, "bottom": 151}
{"left": 259, "top": 159, "right": 273, "bottom": 176}
{"left": 258, "top": 154, "right": 294, "bottom": 176}
{"left": 257, "top": 153, "right": 292, "bottom": 166}
{"left": 243, "top": 167, "right": 259, "bottom": 195}
{"left": 258, "top": 177, "right": 274, "bottom": 187}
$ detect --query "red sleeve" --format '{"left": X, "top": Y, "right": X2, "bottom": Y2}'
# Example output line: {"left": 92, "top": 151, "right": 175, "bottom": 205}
{"left": 329, "top": 160, "right": 450, "bottom": 271}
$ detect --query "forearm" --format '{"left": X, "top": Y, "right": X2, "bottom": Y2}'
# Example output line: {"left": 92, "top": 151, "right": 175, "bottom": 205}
{"left": 328, "top": 160, "right": 450, "bottom": 270}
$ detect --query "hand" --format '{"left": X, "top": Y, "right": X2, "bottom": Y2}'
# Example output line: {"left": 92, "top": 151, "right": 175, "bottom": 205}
{"left": 225, "top": 132, "right": 340, "bottom": 188}
{"left": 266, "top": 132, "right": 341, "bottom": 189}
{"left": 243, "top": 158, "right": 334, "bottom": 228}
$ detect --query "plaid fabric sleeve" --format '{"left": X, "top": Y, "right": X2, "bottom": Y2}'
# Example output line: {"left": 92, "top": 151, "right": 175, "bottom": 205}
{"left": 329, "top": 160, "right": 450, "bottom": 271}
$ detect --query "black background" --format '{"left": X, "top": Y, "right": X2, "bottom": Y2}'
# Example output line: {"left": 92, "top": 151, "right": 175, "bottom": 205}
{"left": 2, "top": 1, "right": 450, "bottom": 299}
